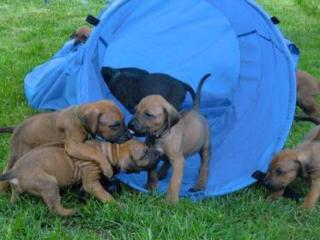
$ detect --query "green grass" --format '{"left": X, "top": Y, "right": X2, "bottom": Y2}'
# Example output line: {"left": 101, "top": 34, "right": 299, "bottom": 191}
{"left": 0, "top": 0, "right": 320, "bottom": 239}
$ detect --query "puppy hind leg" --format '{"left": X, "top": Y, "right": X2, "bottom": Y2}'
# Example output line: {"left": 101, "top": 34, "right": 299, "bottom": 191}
{"left": 190, "top": 141, "right": 211, "bottom": 192}
{"left": 10, "top": 186, "right": 20, "bottom": 204}
{"left": 300, "top": 179, "right": 320, "bottom": 209}
{"left": 26, "top": 174, "right": 75, "bottom": 216}
{"left": 82, "top": 179, "right": 114, "bottom": 203}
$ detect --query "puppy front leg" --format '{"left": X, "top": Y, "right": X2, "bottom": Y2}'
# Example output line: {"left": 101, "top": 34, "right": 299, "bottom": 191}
{"left": 65, "top": 140, "right": 113, "bottom": 179}
{"left": 300, "top": 179, "right": 320, "bottom": 209}
{"left": 166, "top": 154, "right": 184, "bottom": 205}
{"left": 146, "top": 168, "right": 158, "bottom": 191}
{"left": 267, "top": 189, "right": 285, "bottom": 202}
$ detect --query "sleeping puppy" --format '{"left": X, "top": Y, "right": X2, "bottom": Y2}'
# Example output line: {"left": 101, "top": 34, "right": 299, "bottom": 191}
{"left": 101, "top": 66, "right": 196, "bottom": 113}
{"left": 128, "top": 74, "right": 211, "bottom": 204}
{"left": 70, "top": 27, "right": 91, "bottom": 46}
{"left": 0, "top": 140, "right": 160, "bottom": 216}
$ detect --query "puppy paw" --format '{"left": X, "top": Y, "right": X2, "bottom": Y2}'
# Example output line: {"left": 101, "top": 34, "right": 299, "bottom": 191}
{"left": 145, "top": 182, "right": 157, "bottom": 192}
{"left": 165, "top": 197, "right": 179, "bottom": 206}
{"left": 101, "top": 164, "right": 114, "bottom": 179}
{"left": 299, "top": 203, "right": 313, "bottom": 209}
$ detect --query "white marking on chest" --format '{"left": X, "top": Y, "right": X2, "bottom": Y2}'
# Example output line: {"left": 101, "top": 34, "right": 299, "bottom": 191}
{"left": 10, "top": 178, "right": 19, "bottom": 186}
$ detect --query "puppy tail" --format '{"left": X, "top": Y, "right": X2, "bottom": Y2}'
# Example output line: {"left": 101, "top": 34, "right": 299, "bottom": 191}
{"left": 182, "top": 83, "right": 196, "bottom": 101}
{"left": 0, "top": 171, "right": 15, "bottom": 182}
{"left": 0, "top": 127, "right": 15, "bottom": 134}
{"left": 193, "top": 73, "right": 211, "bottom": 112}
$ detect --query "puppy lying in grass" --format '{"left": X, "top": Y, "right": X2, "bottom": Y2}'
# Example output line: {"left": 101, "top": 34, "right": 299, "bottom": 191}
{"left": 101, "top": 66, "right": 195, "bottom": 113}
{"left": 129, "top": 74, "right": 211, "bottom": 204}
{"left": 0, "top": 140, "right": 159, "bottom": 216}
{"left": 296, "top": 70, "right": 320, "bottom": 116}
{"left": 264, "top": 125, "right": 320, "bottom": 209}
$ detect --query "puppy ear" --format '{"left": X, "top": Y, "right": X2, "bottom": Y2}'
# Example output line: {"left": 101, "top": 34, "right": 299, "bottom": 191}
{"left": 164, "top": 104, "right": 181, "bottom": 129}
{"left": 294, "top": 160, "right": 308, "bottom": 178}
{"left": 83, "top": 109, "right": 101, "bottom": 134}
{"left": 70, "top": 31, "right": 76, "bottom": 39}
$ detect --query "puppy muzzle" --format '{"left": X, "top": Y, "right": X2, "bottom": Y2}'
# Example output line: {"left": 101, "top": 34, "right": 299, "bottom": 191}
{"left": 263, "top": 177, "right": 285, "bottom": 191}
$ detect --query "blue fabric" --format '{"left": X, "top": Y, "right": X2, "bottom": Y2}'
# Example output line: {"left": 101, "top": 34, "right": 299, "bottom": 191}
{"left": 24, "top": 0, "right": 297, "bottom": 199}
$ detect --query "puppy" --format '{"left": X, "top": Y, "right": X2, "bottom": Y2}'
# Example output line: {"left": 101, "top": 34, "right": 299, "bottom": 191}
{"left": 101, "top": 66, "right": 196, "bottom": 113}
{"left": 129, "top": 74, "right": 211, "bottom": 204}
{"left": 264, "top": 140, "right": 320, "bottom": 209}
{"left": 0, "top": 100, "right": 131, "bottom": 192}
{"left": 297, "top": 70, "right": 320, "bottom": 116}
{"left": 70, "top": 27, "right": 91, "bottom": 46}
{"left": 0, "top": 140, "right": 159, "bottom": 216}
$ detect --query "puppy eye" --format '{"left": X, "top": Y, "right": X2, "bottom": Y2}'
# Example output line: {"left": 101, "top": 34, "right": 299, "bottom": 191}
{"left": 144, "top": 112, "right": 154, "bottom": 118}
{"left": 275, "top": 169, "right": 283, "bottom": 175}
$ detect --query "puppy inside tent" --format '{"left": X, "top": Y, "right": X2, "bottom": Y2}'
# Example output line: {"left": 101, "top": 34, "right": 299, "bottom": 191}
{"left": 24, "top": 0, "right": 299, "bottom": 200}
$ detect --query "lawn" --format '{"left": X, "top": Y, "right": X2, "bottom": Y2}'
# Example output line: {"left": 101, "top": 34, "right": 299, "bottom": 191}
{"left": 0, "top": 0, "right": 320, "bottom": 239}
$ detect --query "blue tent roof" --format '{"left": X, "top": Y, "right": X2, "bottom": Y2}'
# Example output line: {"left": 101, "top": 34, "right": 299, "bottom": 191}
{"left": 24, "top": 0, "right": 298, "bottom": 199}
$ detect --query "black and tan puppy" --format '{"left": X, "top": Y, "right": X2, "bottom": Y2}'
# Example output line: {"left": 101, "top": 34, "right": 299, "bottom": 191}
{"left": 0, "top": 140, "right": 159, "bottom": 216}
{"left": 297, "top": 70, "right": 320, "bottom": 116}
{"left": 264, "top": 139, "right": 320, "bottom": 209}
{"left": 70, "top": 27, "right": 91, "bottom": 46}
{"left": 129, "top": 74, "right": 211, "bottom": 204}
{"left": 101, "top": 66, "right": 196, "bottom": 113}
{"left": 0, "top": 100, "right": 131, "bottom": 192}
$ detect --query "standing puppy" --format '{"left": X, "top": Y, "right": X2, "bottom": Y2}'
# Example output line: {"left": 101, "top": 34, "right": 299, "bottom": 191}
{"left": 264, "top": 140, "right": 320, "bottom": 209}
{"left": 129, "top": 74, "right": 211, "bottom": 204}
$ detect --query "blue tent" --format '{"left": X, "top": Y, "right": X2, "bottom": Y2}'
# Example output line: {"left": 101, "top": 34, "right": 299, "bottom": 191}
{"left": 24, "top": 0, "right": 298, "bottom": 200}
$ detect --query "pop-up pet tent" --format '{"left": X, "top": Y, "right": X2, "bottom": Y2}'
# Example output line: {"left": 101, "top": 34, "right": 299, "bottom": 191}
{"left": 24, "top": 0, "right": 299, "bottom": 200}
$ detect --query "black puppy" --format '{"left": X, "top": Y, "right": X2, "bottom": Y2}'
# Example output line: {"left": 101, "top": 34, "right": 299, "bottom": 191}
{"left": 101, "top": 66, "right": 196, "bottom": 113}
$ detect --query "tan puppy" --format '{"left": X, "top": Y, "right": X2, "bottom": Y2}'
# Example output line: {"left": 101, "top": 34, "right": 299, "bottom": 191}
{"left": 297, "top": 70, "right": 320, "bottom": 116}
{"left": 264, "top": 140, "right": 320, "bottom": 209}
{"left": 70, "top": 27, "right": 91, "bottom": 45}
{"left": 0, "top": 100, "right": 131, "bottom": 192}
{"left": 0, "top": 140, "right": 159, "bottom": 216}
{"left": 128, "top": 74, "right": 211, "bottom": 204}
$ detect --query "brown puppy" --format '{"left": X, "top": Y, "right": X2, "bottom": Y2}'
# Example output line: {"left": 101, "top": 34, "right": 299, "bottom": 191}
{"left": 0, "top": 140, "right": 159, "bottom": 216}
{"left": 70, "top": 27, "right": 91, "bottom": 45}
{"left": 264, "top": 140, "right": 320, "bottom": 209}
{"left": 297, "top": 70, "right": 320, "bottom": 116}
{"left": 0, "top": 100, "right": 131, "bottom": 192}
{"left": 129, "top": 74, "right": 211, "bottom": 204}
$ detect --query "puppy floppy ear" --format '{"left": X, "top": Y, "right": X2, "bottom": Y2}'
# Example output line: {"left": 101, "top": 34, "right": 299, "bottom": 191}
{"left": 164, "top": 104, "right": 181, "bottom": 129}
{"left": 70, "top": 31, "right": 76, "bottom": 39}
{"left": 82, "top": 109, "right": 101, "bottom": 134}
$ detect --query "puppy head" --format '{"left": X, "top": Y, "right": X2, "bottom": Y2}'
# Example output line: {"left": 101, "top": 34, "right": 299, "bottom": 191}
{"left": 81, "top": 100, "right": 131, "bottom": 143}
{"left": 70, "top": 27, "right": 91, "bottom": 45}
{"left": 118, "top": 140, "right": 161, "bottom": 173}
{"left": 264, "top": 149, "right": 307, "bottom": 191}
{"left": 128, "top": 95, "right": 180, "bottom": 136}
